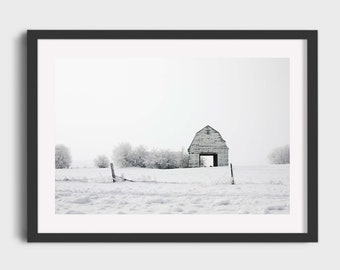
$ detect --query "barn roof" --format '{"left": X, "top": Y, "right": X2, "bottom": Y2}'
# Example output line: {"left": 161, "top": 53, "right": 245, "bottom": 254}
{"left": 188, "top": 125, "right": 228, "bottom": 152}
{"left": 195, "top": 125, "right": 221, "bottom": 136}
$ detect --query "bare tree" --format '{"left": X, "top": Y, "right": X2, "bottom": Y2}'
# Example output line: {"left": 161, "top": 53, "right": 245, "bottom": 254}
{"left": 112, "top": 143, "right": 133, "bottom": 167}
{"left": 268, "top": 145, "right": 290, "bottom": 164}
{"left": 145, "top": 149, "right": 178, "bottom": 169}
{"left": 129, "top": 145, "right": 148, "bottom": 167}
{"left": 94, "top": 155, "right": 110, "bottom": 168}
{"left": 55, "top": 144, "right": 72, "bottom": 169}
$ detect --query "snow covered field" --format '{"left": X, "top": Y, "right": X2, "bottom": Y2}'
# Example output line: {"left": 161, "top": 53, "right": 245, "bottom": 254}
{"left": 55, "top": 165, "right": 289, "bottom": 215}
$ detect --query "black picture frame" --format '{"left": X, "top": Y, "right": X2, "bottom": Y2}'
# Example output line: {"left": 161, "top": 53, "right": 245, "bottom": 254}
{"left": 27, "top": 30, "right": 318, "bottom": 242}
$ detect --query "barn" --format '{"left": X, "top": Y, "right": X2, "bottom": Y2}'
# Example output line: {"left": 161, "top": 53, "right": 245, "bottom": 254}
{"left": 188, "top": 125, "right": 229, "bottom": 167}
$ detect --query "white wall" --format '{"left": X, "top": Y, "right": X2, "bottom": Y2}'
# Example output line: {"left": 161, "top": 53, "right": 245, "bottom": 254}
{"left": 0, "top": 0, "right": 338, "bottom": 269}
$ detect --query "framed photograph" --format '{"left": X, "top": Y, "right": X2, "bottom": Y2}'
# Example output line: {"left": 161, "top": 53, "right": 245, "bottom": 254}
{"left": 27, "top": 30, "right": 318, "bottom": 242}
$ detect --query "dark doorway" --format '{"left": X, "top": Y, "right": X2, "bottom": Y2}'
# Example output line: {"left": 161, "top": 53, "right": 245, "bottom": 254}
{"left": 199, "top": 153, "right": 218, "bottom": 167}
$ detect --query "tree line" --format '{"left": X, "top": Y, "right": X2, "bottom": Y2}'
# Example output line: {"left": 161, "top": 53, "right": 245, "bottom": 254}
{"left": 112, "top": 143, "right": 189, "bottom": 169}
{"left": 54, "top": 143, "right": 189, "bottom": 169}
{"left": 55, "top": 143, "right": 290, "bottom": 169}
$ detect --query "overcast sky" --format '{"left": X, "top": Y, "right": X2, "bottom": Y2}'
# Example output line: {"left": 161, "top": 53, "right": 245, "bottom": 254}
{"left": 55, "top": 57, "right": 289, "bottom": 165}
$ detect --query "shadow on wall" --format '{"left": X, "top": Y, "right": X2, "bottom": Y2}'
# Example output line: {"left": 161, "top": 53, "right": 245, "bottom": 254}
{"left": 15, "top": 32, "right": 27, "bottom": 242}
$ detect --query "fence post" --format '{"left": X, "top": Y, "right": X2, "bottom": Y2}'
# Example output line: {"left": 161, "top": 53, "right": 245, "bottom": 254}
{"left": 230, "top": 163, "right": 235, "bottom": 185}
{"left": 110, "top": 163, "right": 116, "bottom": 182}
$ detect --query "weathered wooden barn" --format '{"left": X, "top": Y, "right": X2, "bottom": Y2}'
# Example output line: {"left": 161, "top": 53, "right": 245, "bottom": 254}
{"left": 188, "top": 125, "right": 229, "bottom": 167}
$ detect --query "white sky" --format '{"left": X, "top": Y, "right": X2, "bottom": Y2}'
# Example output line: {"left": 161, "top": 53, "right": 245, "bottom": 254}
{"left": 55, "top": 57, "right": 289, "bottom": 165}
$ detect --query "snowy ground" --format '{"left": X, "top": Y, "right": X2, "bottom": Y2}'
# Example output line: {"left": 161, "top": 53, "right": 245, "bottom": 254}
{"left": 55, "top": 165, "right": 289, "bottom": 215}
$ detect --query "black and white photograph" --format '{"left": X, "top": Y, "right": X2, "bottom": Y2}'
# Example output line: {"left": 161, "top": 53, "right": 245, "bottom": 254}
{"left": 54, "top": 57, "right": 290, "bottom": 215}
